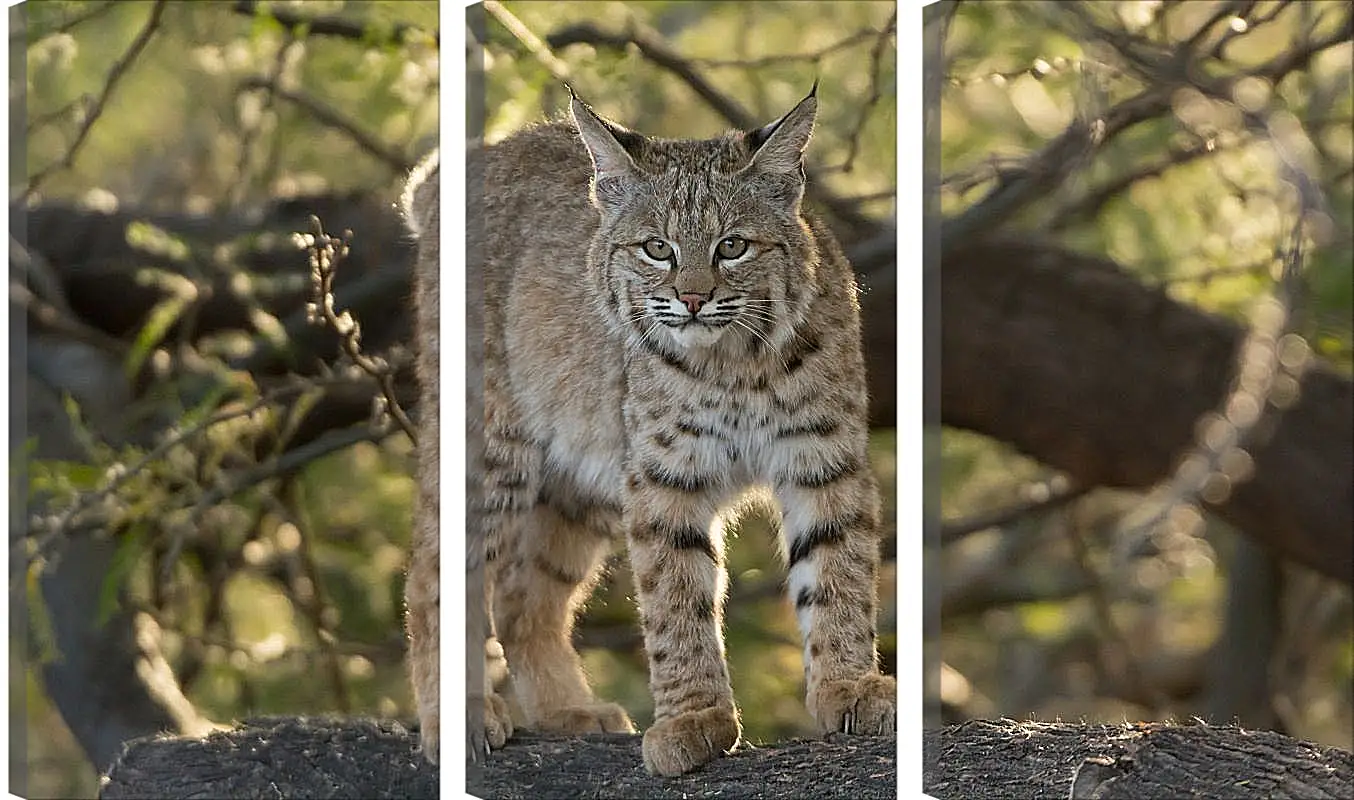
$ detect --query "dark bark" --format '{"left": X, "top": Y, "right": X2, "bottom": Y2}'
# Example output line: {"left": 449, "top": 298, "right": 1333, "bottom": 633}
{"left": 924, "top": 719, "right": 1354, "bottom": 799}
{"left": 99, "top": 722, "right": 895, "bottom": 800}
{"left": 471, "top": 732, "right": 896, "bottom": 800}
{"left": 99, "top": 717, "right": 438, "bottom": 800}
{"left": 101, "top": 718, "right": 1354, "bottom": 800}
{"left": 940, "top": 235, "right": 1354, "bottom": 586}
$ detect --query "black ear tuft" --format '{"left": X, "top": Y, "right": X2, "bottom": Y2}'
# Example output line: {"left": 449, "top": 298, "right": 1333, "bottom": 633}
{"left": 746, "top": 123, "right": 773, "bottom": 152}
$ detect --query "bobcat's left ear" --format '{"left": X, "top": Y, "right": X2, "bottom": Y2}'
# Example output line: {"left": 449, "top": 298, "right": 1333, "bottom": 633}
{"left": 745, "top": 82, "right": 817, "bottom": 176}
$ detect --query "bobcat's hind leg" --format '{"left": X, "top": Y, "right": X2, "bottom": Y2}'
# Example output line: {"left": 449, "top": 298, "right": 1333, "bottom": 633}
{"left": 407, "top": 487, "right": 441, "bottom": 762}
{"left": 492, "top": 498, "right": 634, "bottom": 734}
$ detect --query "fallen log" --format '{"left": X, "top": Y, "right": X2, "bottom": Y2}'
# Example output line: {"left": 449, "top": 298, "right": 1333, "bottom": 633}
{"left": 924, "top": 719, "right": 1354, "bottom": 799}
{"left": 98, "top": 718, "right": 896, "bottom": 800}
{"left": 100, "top": 716, "right": 1354, "bottom": 799}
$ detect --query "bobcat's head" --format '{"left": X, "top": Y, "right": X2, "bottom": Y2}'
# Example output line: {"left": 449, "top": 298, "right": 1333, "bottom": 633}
{"left": 573, "top": 90, "right": 821, "bottom": 355}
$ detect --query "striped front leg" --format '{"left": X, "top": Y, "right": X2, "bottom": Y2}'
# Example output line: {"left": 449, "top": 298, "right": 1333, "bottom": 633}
{"left": 625, "top": 466, "right": 741, "bottom": 776}
{"left": 773, "top": 432, "right": 896, "bottom": 735}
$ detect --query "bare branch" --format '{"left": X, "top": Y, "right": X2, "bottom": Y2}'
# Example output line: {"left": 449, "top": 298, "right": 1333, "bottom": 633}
{"left": 21, "top": 0, "right": 168, "bottom": 205}
{"left": 547, "top": 20, "right": 757, "bottom": 129}
{"left": 483, "top": 0, "right": 571, "bottom": 83}
{"left": 189, "top": 425, "right": 384, "bottom": 526}
{"left": 943, "top": 3, "right": 1352, "bottom": 247}
{"left": 831, "top": 10, "right": 896, "bottom": 175}
{"left": 231, "top": 0, "right": 437, "bottom": 48}
{"left": 688, "top": 23, "right": 885, "bottom": 69}
{"left": 226, "top": 29, "right": 301, "bottom": 210}
{"left": 941, "top": 481, "right": 1089, "bottom": 546}
{"left": 237, "top": 77, "right": 413, "bottom": 173}
{"left": 1042, "top": 132, "right": 1241, "bottom": 233}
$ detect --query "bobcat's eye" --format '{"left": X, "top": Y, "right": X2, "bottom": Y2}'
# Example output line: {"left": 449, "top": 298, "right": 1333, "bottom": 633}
{"left": 642, "top": 238, "right": 673, "bottom": 261}
{"left": 716, "top": 236, "right": 749, "bottom": 261}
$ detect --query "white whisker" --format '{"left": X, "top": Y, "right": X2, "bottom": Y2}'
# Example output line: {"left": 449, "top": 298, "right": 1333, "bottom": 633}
{"left": 732, "top": 317, "right": 788, "bottom": 372}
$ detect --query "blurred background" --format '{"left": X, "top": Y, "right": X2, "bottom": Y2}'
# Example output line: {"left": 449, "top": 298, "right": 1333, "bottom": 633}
{"left": 12, "top": 1, "right": 436, "bottom": 796}
{"left": 933, "top": 0, "right": 1351, "bottom": 756}
{"left": 474, "top": 0, "right": 900, "bottom": 748}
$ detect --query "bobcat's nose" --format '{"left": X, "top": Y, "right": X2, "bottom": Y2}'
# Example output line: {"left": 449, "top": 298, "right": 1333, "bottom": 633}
{"left": 678, "top": 293, "right": 709, "bottom": 315}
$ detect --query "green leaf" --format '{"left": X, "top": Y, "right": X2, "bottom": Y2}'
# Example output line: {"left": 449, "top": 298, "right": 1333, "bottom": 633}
{"left": 26, "top": 560, "right": 61, "bottom": 664}
{"left": 180, "top": 380, "right": 234, "bottom": 430}
{"left": 276, "top": 386, "right": 327, "bottom": 453}
{"left": 97, "top": 526, "right": 148, "bottom": 627}
{"left": 125, "top": 220, "right": 191, "bottom": 263}
{"left": 124, "top": 295, "right": 190, "bottom": 382}
{"left": 249, "top": 6, "right": 286, "bottom": 43}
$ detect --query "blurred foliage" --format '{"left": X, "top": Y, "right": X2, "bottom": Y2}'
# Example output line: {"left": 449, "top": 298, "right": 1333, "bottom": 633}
{"left": 15, "top": 1, "right": 436, "bottom": 797}
{"left": 937, "top": 0, "right": 1351, "bottom": 753}
{"left": 478, "top": 0, "right": 897, "bottom": 743}
{"left": 22, "top": 0, "right": 437, "bottom": 208}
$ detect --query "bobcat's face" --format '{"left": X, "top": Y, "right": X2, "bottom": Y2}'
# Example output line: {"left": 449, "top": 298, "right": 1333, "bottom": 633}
{"left": 573, "top": 92, "right": 820, "bottom": 357}
{"left": 590, "top": 144, "right": 815, "bottom": 359}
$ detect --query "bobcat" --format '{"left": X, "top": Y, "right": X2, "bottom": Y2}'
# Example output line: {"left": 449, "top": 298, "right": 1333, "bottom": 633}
{"left": 405, "top": 86, "right": 895, "bottom": 776}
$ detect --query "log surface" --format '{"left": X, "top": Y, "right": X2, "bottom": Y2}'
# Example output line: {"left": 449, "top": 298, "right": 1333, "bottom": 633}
{"left": 924, "top": 719, "right": 1354, "bottom": 799}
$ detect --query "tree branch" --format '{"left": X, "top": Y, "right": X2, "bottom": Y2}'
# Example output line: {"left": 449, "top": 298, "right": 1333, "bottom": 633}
{"left": 21, "top": 0, "right": 168, "bottom": 205}
{"left": 939, "top": 236, "right": 1353, "bottom": 585}
{"left": 237, "top": 77, "right": 413, "bottom": 173}
{"left": 230, "top": 0, "right": 437, "bottom": 48}
{"left": 483, "top": 1, "right": 571, "bottom": 83}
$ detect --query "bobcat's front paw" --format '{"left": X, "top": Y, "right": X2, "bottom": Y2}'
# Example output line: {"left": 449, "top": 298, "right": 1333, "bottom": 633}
{"left": 468, "top": 691, "right": 513, "bottom": 762}
{"left": 808, "top": 672, "right": 896, "bottom": 735}
{"left": 642, "top": 705, "right": 741, "bottom": 777}
{"left": 537, "top": 701, "right": 635, "bottom": 734}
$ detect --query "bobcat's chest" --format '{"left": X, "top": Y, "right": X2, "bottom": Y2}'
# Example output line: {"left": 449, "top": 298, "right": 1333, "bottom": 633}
{"left": 627, "top": 378, "right": 786, "bottom": 491}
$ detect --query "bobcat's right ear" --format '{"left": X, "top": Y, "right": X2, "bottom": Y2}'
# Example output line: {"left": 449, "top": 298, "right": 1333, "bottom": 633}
{"left": 570, "top": 94, "right": 640, "bottom": 181}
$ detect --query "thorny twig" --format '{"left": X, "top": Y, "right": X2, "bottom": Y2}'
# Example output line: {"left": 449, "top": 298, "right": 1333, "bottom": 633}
{"left": 20, "top": 0, "right": 168, "bottom": 205}
{"left": 19, "top": 389, "right": 279, "bottom": 564}
{"left": 299, "top": 216, "right": 418, "bottom": 445}
{"left": 18, "top": 367, "right": 385, "bottom": 566}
